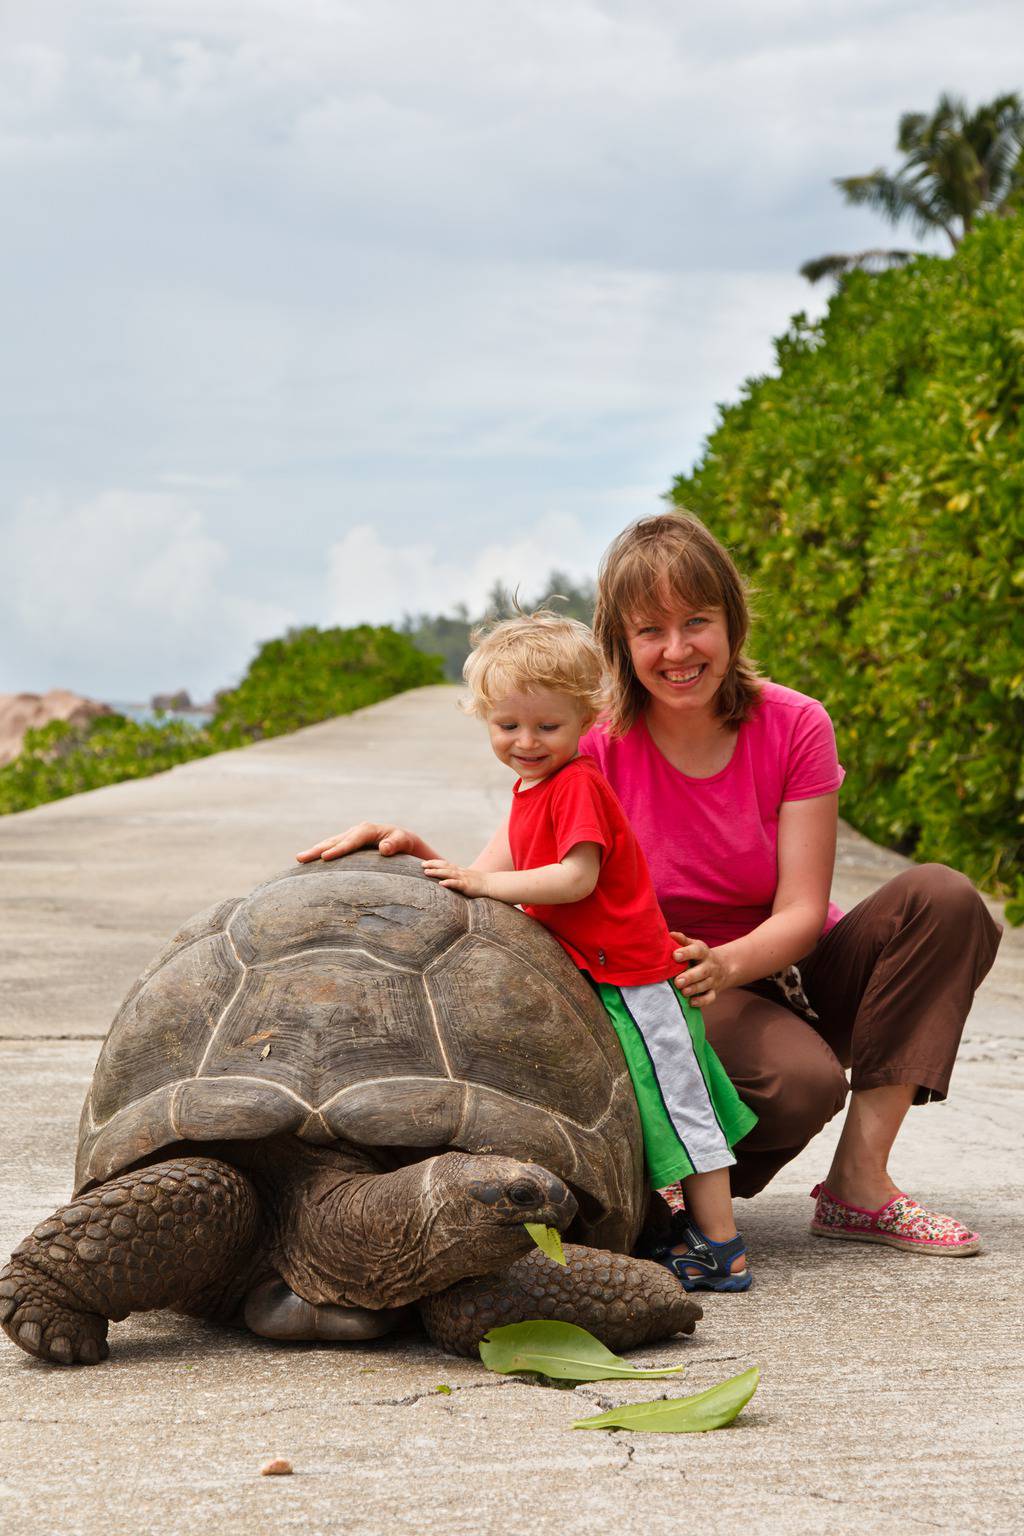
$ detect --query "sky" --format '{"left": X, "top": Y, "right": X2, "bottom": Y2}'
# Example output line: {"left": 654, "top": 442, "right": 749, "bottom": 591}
{"left": 3, "top": 0, "right": 1022, "bottom": 702}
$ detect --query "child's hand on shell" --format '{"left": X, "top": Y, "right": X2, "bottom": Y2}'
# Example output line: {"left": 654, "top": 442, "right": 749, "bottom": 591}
{"left": 421, "top": 860, "right": 489, "bottom": 898}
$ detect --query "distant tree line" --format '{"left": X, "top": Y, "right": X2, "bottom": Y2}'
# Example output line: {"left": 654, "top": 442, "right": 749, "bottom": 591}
{"left": 400, "top": 570, "right": 597, "bottom": 681}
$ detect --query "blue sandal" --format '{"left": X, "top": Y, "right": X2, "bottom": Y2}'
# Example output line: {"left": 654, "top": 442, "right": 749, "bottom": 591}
{"left": 636, "top": 1204, "right": 691, "bottom": 1260}
{"left": 654, "top": 1219, "right": 752, "bottom": 1293}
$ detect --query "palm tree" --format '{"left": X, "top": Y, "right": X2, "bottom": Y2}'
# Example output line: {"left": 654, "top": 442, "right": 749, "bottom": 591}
{"left": 801, "top": 91, "right": 1024, "bottom": 283}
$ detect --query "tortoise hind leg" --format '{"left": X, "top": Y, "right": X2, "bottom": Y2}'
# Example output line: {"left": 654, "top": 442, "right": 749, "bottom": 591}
{"left": 419, "top": 1243, "right": 702, "bottom": 1357}
{"left": 244, "top": 1277, "right": 409, "bottom": 1342}
{"left": 0, "top": 1157, "right": 260, "bottom": 1365}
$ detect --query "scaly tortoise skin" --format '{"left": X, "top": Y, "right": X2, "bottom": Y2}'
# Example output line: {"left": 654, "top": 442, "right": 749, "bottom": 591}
{"left": 1, "top": 852, "right": 700, "bottom": 1365}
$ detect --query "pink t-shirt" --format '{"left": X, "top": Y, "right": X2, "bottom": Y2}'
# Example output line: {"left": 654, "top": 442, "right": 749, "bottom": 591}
{"left": 579, "top": 681, "right": 845, "bottom": 950}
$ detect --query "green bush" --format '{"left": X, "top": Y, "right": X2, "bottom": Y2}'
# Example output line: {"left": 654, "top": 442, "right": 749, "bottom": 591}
{"left": 672, "top": 216, "right": 1024, "bottom": 915}
{"left": 0, "top": 625, "right": 444, "bottom": 816}
{"left": 209, "top": 624, "right": 444, "bottom": 743}
{"left": 0, "top": 714, "right": 216, "bottom": 814}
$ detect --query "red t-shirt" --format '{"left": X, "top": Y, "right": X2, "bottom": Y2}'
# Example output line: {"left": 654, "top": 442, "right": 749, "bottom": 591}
{"left": 508, "top": 755, "right": 679, "bottom": 986}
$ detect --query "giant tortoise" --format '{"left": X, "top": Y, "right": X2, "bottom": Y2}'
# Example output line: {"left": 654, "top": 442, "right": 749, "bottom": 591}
{"left": 1, "top": 853, "right": 699, "bottom": 1365}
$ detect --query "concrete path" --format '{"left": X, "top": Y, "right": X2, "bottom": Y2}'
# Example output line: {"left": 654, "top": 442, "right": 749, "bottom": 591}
{"left": 1, "top": 686, "right": 1021, "bottom": 1535}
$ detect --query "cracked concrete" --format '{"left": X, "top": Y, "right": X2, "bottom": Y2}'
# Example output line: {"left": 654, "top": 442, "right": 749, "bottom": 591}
{"left": 1, "top": 685, "right": 1022, "bottom": 1535}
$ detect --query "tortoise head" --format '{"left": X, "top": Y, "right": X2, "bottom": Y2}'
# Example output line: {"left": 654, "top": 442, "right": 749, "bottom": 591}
{"left": 461, "top": 1155, "right": 578, "bottom": 1231}
{"left": 417, "top": 1152, "right": 577, "bottom": 1291}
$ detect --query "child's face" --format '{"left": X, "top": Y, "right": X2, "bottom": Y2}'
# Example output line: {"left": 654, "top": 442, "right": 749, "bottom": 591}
{"left": 484, "top": 688, "right": 589, "bottom": 784}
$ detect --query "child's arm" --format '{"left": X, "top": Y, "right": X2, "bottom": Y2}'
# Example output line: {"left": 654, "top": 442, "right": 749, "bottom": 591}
{"left": 422, "top": 841, "right": 601, "bottom": 906}
{"left": 468, "top": 817, "right": 514, "bottom": 873}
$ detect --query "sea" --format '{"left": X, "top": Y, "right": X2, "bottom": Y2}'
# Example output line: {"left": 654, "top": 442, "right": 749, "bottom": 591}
{"left": 108, "top": 702, "right": 215, "bottom": 729}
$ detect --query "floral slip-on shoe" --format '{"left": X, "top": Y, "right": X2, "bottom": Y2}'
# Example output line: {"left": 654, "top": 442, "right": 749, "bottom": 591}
{"left": 810, "top": 1183, "right": 981, "bottom": 1256}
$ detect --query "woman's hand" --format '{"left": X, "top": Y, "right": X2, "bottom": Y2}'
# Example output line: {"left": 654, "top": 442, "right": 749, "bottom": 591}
{"left": 670, "top": 931, "right": 732, "bottom": 1008}
{"left": 421, "top": 859, "right": 490, "bottom": 897}
{"left": 296, "top": 822, "right": 437, "bottom": 863}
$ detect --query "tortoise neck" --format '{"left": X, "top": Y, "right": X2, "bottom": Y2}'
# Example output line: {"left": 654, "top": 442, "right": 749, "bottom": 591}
{"left": 269, "top": 1149, "right": 451, "bottom": 1309}
{"left": 263, "top": 1149, "right": 564, "bottom": 1312}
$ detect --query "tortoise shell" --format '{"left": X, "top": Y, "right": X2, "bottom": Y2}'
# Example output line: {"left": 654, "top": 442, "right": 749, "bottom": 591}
{"left": 75, "top": 853, "right": 644, "bottom": 1250}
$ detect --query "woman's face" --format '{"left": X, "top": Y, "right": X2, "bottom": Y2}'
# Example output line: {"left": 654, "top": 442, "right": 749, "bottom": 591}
{"left": 625, "top": 594, "right": 732, "bottom": 716}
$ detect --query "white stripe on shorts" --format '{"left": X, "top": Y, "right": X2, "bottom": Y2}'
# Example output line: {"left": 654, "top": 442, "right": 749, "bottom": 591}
{"left": 619, "top": 981, "right": 735, "bottom": 1174}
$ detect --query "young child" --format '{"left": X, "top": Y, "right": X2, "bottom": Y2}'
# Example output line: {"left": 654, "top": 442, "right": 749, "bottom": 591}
{"left": 421, "top": 610, "right": 758, "bottom": 1292}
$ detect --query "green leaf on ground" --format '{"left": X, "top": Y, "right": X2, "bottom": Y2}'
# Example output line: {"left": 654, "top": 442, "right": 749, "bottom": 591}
{"left": 479, "top": 1321, "right": 687, "bottom": 1382}
{"left": 571, "top": 1365, "right": 760, "bottom": 1433}
{"left": 524, "top": 1223, "right": 567, "bottom": 1265}
{"left": 434, "top": 1384, "right": 452, "bottom": 1395}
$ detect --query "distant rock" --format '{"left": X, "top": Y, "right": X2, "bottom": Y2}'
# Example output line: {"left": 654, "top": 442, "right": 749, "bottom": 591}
{"left": 150, "top": 689, "right": 194, "bottom": 713}
{"left": 0, "top": 690, "right": 113, "bottom": 768}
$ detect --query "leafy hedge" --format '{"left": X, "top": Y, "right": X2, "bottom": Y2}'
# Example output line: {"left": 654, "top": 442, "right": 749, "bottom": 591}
{"left": 210, "top": 624, "right": 444, "bottom": 740}
{"left": 672, "top": 216, "right": 1024, "bottom": 917}
{"left": 0, "top": 625, "right": 444, "bottom": 816}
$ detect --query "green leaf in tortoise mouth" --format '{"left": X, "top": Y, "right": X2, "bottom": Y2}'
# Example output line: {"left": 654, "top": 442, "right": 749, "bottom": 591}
{"left": 523, "top": 1223, "right": 567, "bottom": 1266}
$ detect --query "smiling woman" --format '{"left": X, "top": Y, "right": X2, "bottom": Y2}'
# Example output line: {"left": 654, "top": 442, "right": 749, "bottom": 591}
{"left": 595, "top": 514, "right": 763, "bottom": 746}
{"left": 581, "top": 511, "right": 1001, "bottom": 1257}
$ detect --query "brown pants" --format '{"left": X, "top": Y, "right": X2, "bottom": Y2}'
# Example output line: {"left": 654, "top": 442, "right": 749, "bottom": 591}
{"left": 702, "top": 864, "right": 1003, "bottom": 1199}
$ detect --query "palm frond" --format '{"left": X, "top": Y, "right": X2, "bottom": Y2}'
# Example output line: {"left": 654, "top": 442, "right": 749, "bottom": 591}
{"left": 835, "top": 170, "right": 906, "bottom": 218}
{"left": 1000, "top": 145, "right": 1024, "bottom": 214}
{"left": 896, "top": 111, "right": 930, "bottom": 153}
{"left": 974, "top": 94, "right": 1024, "bottom": 205}
{"left": 835, "top": 171, "right": 958, "bottom": 245}
{"left": 800, "top": 249, "right": 917, "bottom": 284}
{"left": 830, "top": 90, "right": 1024, "bottom": 250}
{"left": 983, "top": 92, "right": 1024, "bottom": 124}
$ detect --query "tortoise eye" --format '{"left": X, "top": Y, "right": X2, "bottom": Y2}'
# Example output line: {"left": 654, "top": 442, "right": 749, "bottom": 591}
{"left": 509, "top": 1180, "right": 540, "bottom": 1206}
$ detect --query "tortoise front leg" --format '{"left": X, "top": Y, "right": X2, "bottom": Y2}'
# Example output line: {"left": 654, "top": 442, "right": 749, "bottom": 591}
{"left": 0, "top": 1157, "right": 261, "bottom": 1366}
{"left": 419, "top": 1243, "right": 702, "bottom": 1357}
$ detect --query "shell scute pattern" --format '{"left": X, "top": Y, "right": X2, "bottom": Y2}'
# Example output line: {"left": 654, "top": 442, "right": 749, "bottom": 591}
{"left": 426, "top": 936, "right": 618, "bottom": 1124}
{"left": 199, "top": 951, "right": 446, "bottom": 1104}
{"left": 230, "top": 862, "right": 467, "bottom": 970}
{"left": 88, "top": 932, "right": 243, "bottom": 1127}
{"left": 174, "top": 1077, "right": 309, "bottom": 1142}
{"left": 466, "top": 897, "right": 628, "bottom": 1079}
{"left": 75, "top": 854, "right": 645, "bottom": 1249}
{"left": 320, "top": 1075, "right": 465, "bottom": 1149}
{"left": 113, "top": 896, "right": 244, "bottom": 1020}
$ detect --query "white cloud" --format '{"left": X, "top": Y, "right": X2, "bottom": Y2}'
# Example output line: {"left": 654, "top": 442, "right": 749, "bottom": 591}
{"left": 159, "top": 472, "right": 241, "bottom": 491}
{"left": 3, "top": 3, "right": 1017, "bottom": 262}
{"left": 325, "top": 512, "right": 609, "bottom": 626}
{"left": 5, "top": 491, "right": 293, "bottom": 701}
{"left": 2, "top": 0, "right": 1022, "bottom": 701}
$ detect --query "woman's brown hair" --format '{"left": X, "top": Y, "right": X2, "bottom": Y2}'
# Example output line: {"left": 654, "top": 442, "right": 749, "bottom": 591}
{"left": 593, "top": 510, "right": 762, "bottom": 737}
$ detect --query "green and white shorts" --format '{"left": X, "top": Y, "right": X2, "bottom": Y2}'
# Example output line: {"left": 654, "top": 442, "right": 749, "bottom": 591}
{"left": 594, "top": 978, "right": 758, "bottom": 1189}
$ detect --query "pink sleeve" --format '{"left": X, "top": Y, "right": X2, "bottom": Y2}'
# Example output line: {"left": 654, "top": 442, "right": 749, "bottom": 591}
{"left": 782, "top": 701, "right": 845, "bottom": 802}
{"left": 549, "top": 772, "right": 612, "bottom": 863}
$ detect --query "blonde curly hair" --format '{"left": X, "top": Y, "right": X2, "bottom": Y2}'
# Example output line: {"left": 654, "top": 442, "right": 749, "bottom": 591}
{"left": 462, "top": 609, "right": 606, "bottom": 724}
